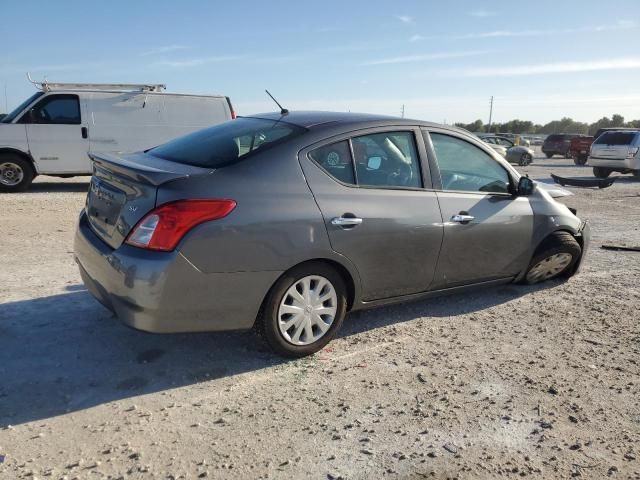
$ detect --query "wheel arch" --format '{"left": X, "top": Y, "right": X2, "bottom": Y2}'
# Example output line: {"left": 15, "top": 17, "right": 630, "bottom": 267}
{"left": 0, "top": 148, "right": 38, "bottom": 174}
{"left": 255, "top": 257, "right": 359, "bottom": 331}
{"left": 516, "top": 228, "right": 583, "bottom": 282}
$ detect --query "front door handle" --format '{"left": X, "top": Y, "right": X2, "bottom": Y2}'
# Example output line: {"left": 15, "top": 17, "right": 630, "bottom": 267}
{"left": 331, "top": 216, "right": 363, "bottom": 227}
{"left": 81, "top": 127, "right": 88, "bottom": 139}
{"left": 451, "top": 213, "right": 475, "bottom": 224}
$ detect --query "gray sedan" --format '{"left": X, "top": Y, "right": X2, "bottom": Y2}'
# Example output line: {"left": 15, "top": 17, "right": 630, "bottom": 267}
{"left": 74, "top": 112, "right": 590, "bottom": 357}
{"left": 478, "top": 134, "right": 535, "bottom": 166}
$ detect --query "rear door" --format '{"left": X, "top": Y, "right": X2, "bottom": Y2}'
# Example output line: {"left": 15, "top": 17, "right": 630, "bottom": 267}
{"left": 424, "top": 129, "right": 534, "bottom": 287}
{"left": 19, "top": 93, "right": 90, "bottom": 174}
{"left": 299, "top": 127, "right": 444, "bottom": 301}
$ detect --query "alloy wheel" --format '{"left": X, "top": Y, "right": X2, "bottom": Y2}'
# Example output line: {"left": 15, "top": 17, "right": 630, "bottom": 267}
{"left": 278, "top": 275, "right": 338, "bottom": 346}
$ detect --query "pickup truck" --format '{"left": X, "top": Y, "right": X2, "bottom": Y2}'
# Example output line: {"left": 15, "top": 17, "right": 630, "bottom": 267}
{"left": 569, "top": 136, "right": 594, "bottom": 165}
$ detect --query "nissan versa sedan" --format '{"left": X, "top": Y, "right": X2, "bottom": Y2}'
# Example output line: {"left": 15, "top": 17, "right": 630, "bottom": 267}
{"left": 74, "top": 112, "right": 590, "bottom": 357}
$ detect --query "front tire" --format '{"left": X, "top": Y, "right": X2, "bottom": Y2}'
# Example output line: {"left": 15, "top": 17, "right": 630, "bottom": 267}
{"left": 523, "top": 232, "right": 581, "bottom": 285}
{"left": 0, "top": 154, "right": 35, "bottom": 192}
{"left": 257, "top": 263, "right": 348, "bottom": 357}
{"left": 593, "top": 167, "right": 611, "bottom": 178}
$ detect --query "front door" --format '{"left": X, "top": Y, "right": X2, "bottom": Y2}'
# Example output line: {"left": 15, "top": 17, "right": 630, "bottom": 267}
{"left": 299, "top": 128, "right": 444, "bottom": 301}
{"left": 425, "top": 130, "right": 534, "bottom": 287}
{"left": 20, "top": 93, "right": 90, "bottom": 174}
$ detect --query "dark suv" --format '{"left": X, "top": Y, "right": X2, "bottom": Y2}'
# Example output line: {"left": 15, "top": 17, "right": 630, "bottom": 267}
{"left": 542, "top": 134, "right": 581, "bottom": 158}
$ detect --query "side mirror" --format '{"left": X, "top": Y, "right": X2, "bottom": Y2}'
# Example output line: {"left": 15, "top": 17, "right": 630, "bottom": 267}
{"left": 367, "top": 156, "right": 382, "bottom": 170}
{"left": 517, "top": 176, "right": 535, "bottom": 196}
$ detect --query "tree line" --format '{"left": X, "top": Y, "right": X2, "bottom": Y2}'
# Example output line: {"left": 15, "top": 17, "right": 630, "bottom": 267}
{"left": 455, "top": 114, "right": 640, "bottom": 136}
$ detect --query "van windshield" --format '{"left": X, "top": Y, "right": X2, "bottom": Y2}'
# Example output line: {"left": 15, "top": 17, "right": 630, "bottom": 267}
{"left": 594, "top": 132, "right": 637, "bottom": 146}
{"left": 1, "top": 92, "right": 44, "bottom": 123}
{"left": 149, "top": 117, "right": 306, "bottom": 168}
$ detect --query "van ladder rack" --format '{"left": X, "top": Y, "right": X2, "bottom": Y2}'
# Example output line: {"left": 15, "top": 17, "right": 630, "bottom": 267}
{"left": 27, "top": 74, "right": 166, "bottom": 92}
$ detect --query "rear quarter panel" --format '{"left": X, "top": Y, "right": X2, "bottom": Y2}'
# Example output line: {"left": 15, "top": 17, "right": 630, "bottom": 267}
{"left": 157, "top": 144, "right": 357, "bottom": 277}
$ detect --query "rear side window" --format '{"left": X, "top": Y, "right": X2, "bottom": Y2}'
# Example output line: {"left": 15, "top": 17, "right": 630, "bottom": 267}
{"left": 594, "top": 132, "right": 637, "bottom": 146}
{"left": 352, "top": 132, "right": 422, "bottom": 188}
{"left": 546, "top": 134, "right": 566, "bottom": 142}
{"left": 150, "top": 117, "right": 306, "bottom": 168}
{"left": 19, "top": 94, "right": 81, "bottom": 125}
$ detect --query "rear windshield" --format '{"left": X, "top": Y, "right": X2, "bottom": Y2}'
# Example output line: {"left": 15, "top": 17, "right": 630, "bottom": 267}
{"left": 150, "top": 117, "right": 306, "bottom": 168}
{"left": 594, "top": 131, "right": 638, "bottom": 146}
{"left": 545, "top": 134, "right": 567, "bottom": 142}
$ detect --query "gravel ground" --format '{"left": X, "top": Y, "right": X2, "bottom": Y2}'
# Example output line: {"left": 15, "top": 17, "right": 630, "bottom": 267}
{"left": 0, "top": 154, "right": 639, "bottom": 480}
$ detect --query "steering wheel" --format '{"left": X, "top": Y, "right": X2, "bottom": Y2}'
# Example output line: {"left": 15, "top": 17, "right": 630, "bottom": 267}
{"left": 387, "top": 162, "right": 413, "bottom": 186}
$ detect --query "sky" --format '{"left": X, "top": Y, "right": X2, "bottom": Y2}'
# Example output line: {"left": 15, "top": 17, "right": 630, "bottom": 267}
{"left": 2, "top": 0, "right": 640, "bottom": 124}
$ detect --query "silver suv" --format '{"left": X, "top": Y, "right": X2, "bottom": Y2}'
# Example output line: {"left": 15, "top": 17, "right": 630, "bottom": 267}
{"left": 589, "top": 130, "right": 640, "bottom": 178}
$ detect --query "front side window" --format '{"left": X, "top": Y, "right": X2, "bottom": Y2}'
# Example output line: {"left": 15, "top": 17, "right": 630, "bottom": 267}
{"left": 351, "top": 131, "right": 422, "bottom": 188}
{"left": 151, "top": 117, "right": 306, "bottom": 168}
{"left": 20, "top": 94, "right": 81, "bottom": 125}
{"left": 430, "top": 133, "right": 510, "bottom": 194}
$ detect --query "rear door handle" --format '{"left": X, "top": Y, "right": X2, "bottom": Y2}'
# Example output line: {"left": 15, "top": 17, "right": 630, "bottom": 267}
{"left": 451, "top": 214, "right": 475, "bottom": 224}
{"left": 331, "top": 216, "right": 363, "bottom": 227}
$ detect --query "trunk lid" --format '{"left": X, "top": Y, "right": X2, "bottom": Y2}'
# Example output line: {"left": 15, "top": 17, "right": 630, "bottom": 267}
{"left": 86, "top": 152, "right": 211, "bottom": 249}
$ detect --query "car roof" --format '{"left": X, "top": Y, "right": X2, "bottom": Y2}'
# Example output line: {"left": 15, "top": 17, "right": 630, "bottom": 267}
{"left": 244, "top": 110, "right": 447, "bottom": 130}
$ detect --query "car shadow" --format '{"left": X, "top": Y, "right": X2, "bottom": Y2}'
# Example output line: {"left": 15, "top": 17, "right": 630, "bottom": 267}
{"left": 0, "top": 280, "right": 558, "bottom": 427}
{"left": 27, "top": 179, "right": 90, "bottom": 193}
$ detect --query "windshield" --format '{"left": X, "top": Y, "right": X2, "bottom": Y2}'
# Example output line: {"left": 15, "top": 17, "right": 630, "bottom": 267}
{"left": 594, "top": 132, "right": 638, "bottom": 146}
{"left": 150, "top": 117, "right": 306, "bottom": 168}
{"left": 1, "top": 92, "right": 44, "bottom": 123}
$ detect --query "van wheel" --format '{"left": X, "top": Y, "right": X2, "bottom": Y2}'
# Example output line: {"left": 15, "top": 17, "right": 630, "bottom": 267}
{"left": 545, "top": 153, "right": 553, "bottom": 159}
{"left": 523, "top": 232, "right": 581, "bottom": 284}
{"left": 593, "top": 167, "right": 611, "bottom": 178}
{"left": 257, "top": 263, "right": 347, "bottom": 358}
{"left": 0, "top": 154, "right": 35, "bottom": 192}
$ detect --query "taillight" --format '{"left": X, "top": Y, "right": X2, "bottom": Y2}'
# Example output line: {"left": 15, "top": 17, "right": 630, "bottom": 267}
{"left": 628, "top": 147, "right": 639, "bottom": 158}
{"left": 125, "top": 199, "right": 236, "bottom": 251}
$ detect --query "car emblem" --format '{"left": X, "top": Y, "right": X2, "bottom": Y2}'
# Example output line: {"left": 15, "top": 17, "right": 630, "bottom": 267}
{"left": 128, "top": 205, "right": 138, "bottom": 213}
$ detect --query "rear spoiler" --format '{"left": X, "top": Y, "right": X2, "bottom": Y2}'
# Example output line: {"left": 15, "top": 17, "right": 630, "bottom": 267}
{"left": 89, "top": 152, "right": 210, "bottom": 186}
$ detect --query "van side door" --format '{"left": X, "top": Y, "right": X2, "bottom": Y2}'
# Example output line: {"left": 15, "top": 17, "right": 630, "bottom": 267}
{"left": 19, "top": 93, "right": 90, "bottom": 174}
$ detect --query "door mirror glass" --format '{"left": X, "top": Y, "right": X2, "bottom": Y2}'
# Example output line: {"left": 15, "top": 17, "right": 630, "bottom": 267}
{"left": 367, "top": 156, "right": 382, "bottom": 170}
{"left": 517, "top": 176, "right": 535, "bottom": 196}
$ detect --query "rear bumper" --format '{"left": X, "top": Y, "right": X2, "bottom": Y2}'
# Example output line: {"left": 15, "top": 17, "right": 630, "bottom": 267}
{"left": 74, "top": 211, "right": 281, "bottom": 333}
{"left": 588, "top": 156, "right": 639, "bottom": 170}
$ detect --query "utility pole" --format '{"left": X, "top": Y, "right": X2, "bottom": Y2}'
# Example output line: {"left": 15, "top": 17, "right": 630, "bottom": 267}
{"left": 3, "top": 84, "right": 7, "bottom": 114}
{"left": 401, "top": 104, "right": 405, "bottom": 118}
{"left": 488, "top": 96, "right": 494, "bottom": 133}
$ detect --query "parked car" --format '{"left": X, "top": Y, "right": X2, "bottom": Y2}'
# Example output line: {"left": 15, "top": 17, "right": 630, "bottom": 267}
{"left": 593, "top": 127, "right": 639, "bottom": 141}
{"left": 477, "top": 134, "right": 535, "bottom": 165}
{"left": 568, "top": 136, "right": 594, "bottom": 165}
{"left": 0, "top": 80, "right": 235, "bottom": 192}
{"left": 541, "top": 134, "right": 581, "bottom": 158}
{"left": 74, "top": 112, "right": 590, "bottom": 357}
{"left": 588, "top": 130, "right": 640, "bottom": 178}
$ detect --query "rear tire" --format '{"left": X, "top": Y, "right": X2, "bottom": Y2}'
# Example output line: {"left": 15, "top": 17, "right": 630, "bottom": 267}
{"left": 545, "top": 153, "right": 553, "bottom": 159}
{"left": 523, "top": 232, "right": 581, "bottom": 285}
{"left": 0, "top": 154, "right": 35, "bottom": 193}
{"left": 519, "top": 153, "right": 532, "bottom": 166}
{"left": 256, "top": 263, "right": 348, "bottom": 358}
{"left": 593, "top": 167, "right": 611, "bottom": 178}
{"left": 632, "top": 170, "right": 640, "bottom": 178}
{"left": 574, "top": 155, "right": 588, "bottom": 166}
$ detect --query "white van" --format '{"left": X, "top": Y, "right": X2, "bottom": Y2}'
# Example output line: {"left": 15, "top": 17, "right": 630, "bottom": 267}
{"left": 0, "top": 81, "right": 235, "bottom": 191}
